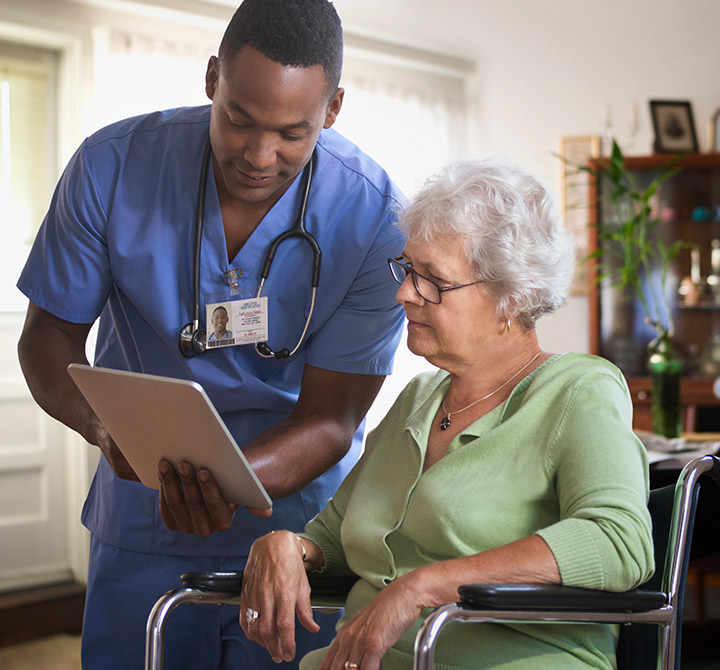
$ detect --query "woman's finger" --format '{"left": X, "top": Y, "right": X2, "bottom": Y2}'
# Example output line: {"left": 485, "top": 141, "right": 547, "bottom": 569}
{"left": 295, "top": 576, "right": 320, "bottom": 634}
{"left": 240, "top": 531, "right": 312, "bottom": 662}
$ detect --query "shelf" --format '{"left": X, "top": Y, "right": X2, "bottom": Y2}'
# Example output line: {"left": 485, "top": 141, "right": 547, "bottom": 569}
{"left": 622, "top": 152, "right": 720, "bottom": 170}
{"left": 627, "top": 377, "right": 720, "bottom": 406}
{"left": 587, "top": 153, "right": 720, "bottom": 431}
{"left": 677, "top": 306, "right": 720, "bottom": 311}
{"left": 663, "top": 224, "right": 720, "bottom": 228}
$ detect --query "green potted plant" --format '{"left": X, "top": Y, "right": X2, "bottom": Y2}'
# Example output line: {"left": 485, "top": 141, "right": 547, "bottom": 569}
{"left": 567, "top": 139, "right": 688, "bottom": 438}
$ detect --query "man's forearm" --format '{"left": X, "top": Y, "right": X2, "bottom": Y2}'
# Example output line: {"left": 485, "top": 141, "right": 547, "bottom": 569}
{"left": 18, "top": 303, "right": 99, "bottom": 444}
{"left": 241, "top": 366, "right": 385, "bottom": 499}
{"left": 242, "top": 413, "right": 353, "bottom": 498}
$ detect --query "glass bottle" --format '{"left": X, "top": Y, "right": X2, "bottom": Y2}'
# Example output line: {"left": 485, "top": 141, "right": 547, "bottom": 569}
{"left": 705, "top": 238, "right": 720, "bottom": 306}
{"left": 648, "top": 329, "right": 682, "bottom": 438}
{"left": 678, "top": 248, "right": 701, "bottom": 307}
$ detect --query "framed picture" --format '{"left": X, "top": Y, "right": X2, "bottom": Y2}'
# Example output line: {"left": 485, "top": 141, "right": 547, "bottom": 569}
{"left": 557, "top": 135, "right": 601, "bottom": 296}
{"left": 649, "top": 100, "right": 699, "bottom": 153}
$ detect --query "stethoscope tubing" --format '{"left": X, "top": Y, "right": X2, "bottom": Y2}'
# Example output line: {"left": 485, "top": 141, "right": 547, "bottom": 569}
{"left": 254, "top": 152, "right": 321, "bottom": 359}
{"left": 257, "top": 152, "right": 321, "bottom": 287}
{"left": 191, "top": 137, "right": 213, "bottom": 334}
{"left": 180, "top": 135, "right": 321, "bottom": 359}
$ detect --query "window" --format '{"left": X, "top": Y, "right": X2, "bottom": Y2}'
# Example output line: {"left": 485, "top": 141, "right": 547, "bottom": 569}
{"left": 336, "top": 39, "right": 472, "bottom": 197}
{"left": 0, "top": 41, "right": 57, "bottom": 311}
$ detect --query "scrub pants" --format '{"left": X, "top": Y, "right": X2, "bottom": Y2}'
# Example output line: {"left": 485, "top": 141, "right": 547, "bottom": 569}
{"left": 82, "top": 536, "right": 341, "bottom": 670}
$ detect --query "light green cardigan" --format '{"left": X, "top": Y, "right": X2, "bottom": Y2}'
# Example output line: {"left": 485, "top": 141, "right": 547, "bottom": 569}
{"left": 300, "top": 353, "right": 654, "bottom": 670}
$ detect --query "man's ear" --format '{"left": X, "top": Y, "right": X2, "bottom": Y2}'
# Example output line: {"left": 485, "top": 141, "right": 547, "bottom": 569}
{"left": 205, "top": 56, "right": 219, "bottom": 101}
{"left": 323, "top": 88, "right": 345, "bottom": 129}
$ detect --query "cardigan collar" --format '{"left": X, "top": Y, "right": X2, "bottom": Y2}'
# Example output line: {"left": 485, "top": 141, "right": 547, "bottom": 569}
{"left": 404, "top": 354, "right": 564, "bottom": 446}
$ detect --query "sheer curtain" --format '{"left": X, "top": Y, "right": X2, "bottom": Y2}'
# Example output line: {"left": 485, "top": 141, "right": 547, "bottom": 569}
{"left": 91, "top": 28, "right": 211, "bottom": 131}
{"left": 333, "top": 52, "right": 471, "bottom": 427}
{"left": 335, "top": 56, "right": 469, "bottom": 198}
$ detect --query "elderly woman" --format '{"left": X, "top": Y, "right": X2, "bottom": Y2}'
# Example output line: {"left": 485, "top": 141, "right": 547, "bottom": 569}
{"left": 239, "top": 156, "right": 654, "bottom": 670}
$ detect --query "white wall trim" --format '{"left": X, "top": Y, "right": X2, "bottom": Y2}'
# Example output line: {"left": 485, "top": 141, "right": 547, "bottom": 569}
{"left": 344, "top": 32, "right": 474, "bottom": 80}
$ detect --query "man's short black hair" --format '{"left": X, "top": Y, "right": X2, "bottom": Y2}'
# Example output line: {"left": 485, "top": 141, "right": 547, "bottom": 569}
{"left": 219, "top": 0, "right": 343, "bottom": 98}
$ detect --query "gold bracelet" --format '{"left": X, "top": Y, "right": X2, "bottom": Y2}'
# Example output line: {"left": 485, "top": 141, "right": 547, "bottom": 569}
{"left": 295, "top": 534, "right": 307, "bottom": 562}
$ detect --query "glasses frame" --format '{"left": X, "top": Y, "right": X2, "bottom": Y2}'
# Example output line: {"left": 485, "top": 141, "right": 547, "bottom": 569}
{"left": 387, "top": 256, "right": 486, "bottom": 304}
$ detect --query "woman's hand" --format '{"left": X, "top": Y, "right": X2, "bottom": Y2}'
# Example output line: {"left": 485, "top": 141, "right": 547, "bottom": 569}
{"left": 319, "top": 572, "right": 425, "bottom": 670}
{"left": 317, "top": 535, "right": 560, "bottom": 669}
{"left": 240, "top": 530, "right": 320, "bottom": 663}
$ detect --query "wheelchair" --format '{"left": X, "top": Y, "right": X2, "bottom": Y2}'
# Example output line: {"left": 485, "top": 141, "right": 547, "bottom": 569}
{"left": 146, "top": 454, "right": 720, "bottom": 670}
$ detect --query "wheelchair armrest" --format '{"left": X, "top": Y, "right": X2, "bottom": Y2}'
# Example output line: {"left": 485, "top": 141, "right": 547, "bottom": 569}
{"left": 181, "top": 571, "right": 243, "bottom": 592}
{"left": 179, "top": 570, "right": 358, "bottom": 603}
{"left": 458, "top": 583, "right": 668, "bottom": 613}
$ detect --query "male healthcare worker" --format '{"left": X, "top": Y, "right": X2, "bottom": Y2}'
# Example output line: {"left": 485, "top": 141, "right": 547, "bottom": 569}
{"left": 16, "top": 1, "right": 405, "bottom": 667}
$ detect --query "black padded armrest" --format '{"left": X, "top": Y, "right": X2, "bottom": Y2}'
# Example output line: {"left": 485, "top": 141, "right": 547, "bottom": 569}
{"left": 458, "top": 583, "right": 668, "bottom": 613}
{"left": 180, "top": 570, "right": 358, "bottom": 599}
{"left": 181, "top": 571, "right": 243, "bottom": 593}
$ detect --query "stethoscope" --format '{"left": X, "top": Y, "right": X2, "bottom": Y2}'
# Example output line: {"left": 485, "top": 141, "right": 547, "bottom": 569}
{"left": 179, "top": 138, "right": 322, "bottom": 359}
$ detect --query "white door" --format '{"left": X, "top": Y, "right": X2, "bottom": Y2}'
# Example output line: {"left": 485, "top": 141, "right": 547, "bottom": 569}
{"left": 0, "top": 311, "right": 80, "bottom": 592}
{"left": 0, "top": 39, "right": 92, "bottom": 593}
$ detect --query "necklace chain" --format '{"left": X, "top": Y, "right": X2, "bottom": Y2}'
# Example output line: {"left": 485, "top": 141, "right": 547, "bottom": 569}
{"left": 440, "top": 350, "right": 543, "bottom": 431}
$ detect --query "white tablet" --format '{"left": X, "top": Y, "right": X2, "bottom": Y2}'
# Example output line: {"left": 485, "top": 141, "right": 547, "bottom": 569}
{"left": 67, "top": 364, "right": 272, "bottom": 510}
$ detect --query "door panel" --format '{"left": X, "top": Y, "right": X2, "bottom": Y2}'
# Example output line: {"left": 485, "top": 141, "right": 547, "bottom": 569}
{"left": 0, "top": 311, "right": 75, "bottom": 592}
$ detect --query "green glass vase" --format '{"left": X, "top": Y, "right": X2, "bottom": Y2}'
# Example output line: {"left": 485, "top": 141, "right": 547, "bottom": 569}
{"left": 648, "top": 354, "right": 682, "bottom": 439}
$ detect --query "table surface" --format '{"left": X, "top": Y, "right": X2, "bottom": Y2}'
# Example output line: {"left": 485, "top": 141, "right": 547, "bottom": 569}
{"left": 636, "top": 431, "right": 720, "bottom": 467}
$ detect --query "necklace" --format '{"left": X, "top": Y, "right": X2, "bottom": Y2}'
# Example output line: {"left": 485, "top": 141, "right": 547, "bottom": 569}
{"left": 439, "top": 350, "right": 543, "bottom": 431}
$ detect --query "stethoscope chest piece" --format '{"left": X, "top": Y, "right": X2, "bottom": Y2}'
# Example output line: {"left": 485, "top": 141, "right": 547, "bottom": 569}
{"left": 179, "top": 322, "right": 207, "bottom": 357}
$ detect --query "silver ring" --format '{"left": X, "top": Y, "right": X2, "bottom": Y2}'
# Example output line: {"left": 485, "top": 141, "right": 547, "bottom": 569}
{"left": 344, "top": 662, "right": 359, "bottom": 670}
{"left": 246, "top": 607, "right": 259, "bottom": 626}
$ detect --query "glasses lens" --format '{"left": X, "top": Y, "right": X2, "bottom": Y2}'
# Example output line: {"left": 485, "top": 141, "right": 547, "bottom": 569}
{"left": 413, "top": 274, "right": 441, "bottom": 303}
{"left": 387, "top": 258, "right": 441, "bottom": 303}
{"left": 388, "top": 258, "right": 408, "bottom": 285}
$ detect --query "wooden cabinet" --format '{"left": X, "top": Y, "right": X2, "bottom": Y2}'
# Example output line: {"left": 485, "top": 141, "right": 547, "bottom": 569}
{"left": 587, "top": 153, "right": 720, "bottom": 431}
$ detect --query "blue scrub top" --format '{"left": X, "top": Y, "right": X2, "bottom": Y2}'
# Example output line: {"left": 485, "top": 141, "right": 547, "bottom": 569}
{"left": 18, "top": 106, "right": 406, "bottom": 557}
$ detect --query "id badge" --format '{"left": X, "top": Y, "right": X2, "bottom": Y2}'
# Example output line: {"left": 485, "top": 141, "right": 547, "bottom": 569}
{"left": 205, "top": 296, "right": 269, "bottom": 349}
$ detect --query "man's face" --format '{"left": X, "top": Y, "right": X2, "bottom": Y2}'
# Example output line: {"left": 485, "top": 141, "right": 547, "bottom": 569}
{"left": 212, "top": 308, "right": 228, "bottom": 332}
{"left": 205, "top": 46, "right": 343, "bottom": 209}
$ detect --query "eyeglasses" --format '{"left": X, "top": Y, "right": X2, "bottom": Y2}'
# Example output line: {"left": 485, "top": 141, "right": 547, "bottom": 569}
{"left": 387, "top": 256, "right": 486, "bottom": 304}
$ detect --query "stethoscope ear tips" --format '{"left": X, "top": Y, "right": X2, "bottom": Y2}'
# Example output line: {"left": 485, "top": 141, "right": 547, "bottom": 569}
{"left": 179, "top": 323, "right": 207, "bottom": 358}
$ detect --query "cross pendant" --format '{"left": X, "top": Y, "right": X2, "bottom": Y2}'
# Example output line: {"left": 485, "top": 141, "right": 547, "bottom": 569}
{"left": 440, "top": 416, "right": 451, "bottom": 431}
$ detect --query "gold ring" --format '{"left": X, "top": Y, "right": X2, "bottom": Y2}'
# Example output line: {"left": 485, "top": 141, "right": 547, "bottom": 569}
{"left": 246, "top": 607, "right": 259, "bottom": 626}
{"left": 344, "top": 662, "right": 359, "bottom": 670}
